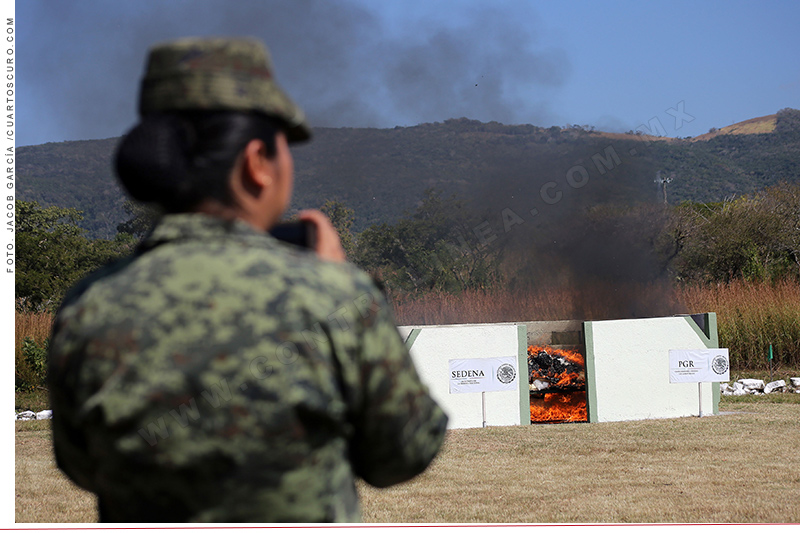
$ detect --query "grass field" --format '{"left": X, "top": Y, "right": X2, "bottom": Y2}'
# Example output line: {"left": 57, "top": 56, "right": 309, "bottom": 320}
{"left": 15, "top": 421, "right": 98, "bottom": 523}
{"left": 14, "top": 280, "right": 800, "bottom": 522}
{"left": 15, "top": 397, "right": 800, "bottom": 524}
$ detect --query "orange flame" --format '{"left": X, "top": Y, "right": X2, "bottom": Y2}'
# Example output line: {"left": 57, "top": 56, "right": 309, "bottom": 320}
{"left": 555, "top": 372, "right": 581, "bottom": 387}
{"left": 527, "top": 345, "right": 586, "bottom": 388}
{"left": 527, "top": 345, "right": 584, "bottom": 366}
{"left": 528, "top": 345, "right": 588, "bottom": 423}
{"left": 530, "top": 392, "right": 587, "bottom": 423}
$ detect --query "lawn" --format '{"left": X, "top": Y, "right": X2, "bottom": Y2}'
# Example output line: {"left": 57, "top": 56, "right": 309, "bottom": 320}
{"left": 15, "top": 397, "right": 800, "bottom": 524}
{"left": 15, "top": 421, "right": 97, "bottom": 523}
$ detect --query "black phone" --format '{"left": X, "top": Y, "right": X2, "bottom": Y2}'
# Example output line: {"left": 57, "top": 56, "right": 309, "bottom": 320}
{"left": 269, "top": 221, "right": 315, "bottom": 248}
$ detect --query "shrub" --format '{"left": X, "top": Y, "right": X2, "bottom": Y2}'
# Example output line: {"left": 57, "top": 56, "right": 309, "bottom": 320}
{"left": 15, "top": 312, "right": 54, "bottom": 392}
{"left": 17, "top": 336, "right": 49, "bottom": 392}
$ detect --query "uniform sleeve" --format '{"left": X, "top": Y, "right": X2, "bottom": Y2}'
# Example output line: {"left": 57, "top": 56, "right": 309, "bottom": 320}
{"left": 46, "top": 257, "right": 138, "bottom": 493}
{"left": 47, "top": 309, "right": 99, "bottom": 494}
{"left": 344, "top": 285, "right": 448, "bottom": 488}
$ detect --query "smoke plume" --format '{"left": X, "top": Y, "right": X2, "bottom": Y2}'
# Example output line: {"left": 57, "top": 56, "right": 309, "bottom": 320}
{"left": 20, "top": 0, "right": 569, "bottom": 144}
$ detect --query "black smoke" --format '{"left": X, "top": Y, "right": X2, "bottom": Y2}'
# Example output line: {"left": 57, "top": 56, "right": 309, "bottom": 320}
{"left": 19, "top": 0, "right": 570, "bottom": 144}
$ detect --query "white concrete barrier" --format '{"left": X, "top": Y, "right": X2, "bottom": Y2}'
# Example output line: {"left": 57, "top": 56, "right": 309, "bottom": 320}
{"left": 585, "top": 315, "right": 719, "bottom": 423}
{"left": 398, "top": 314, "right": 722, "bottom": 427}
{"left": 398, "top": 323, "right": 528, "bottom": 430}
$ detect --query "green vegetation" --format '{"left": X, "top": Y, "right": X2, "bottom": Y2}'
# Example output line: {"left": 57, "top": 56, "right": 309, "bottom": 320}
{"left": 14, "top": 186, "right": 800, "bottom": 371}
{"left": 633, "top": 182, "right": 800, "bottom": 284}
{"left": 17, "top": 137, "right": 126, "bottom": 238}
{"left": 18, "top": 337, "right": 49, "bottom": 392}
{"left": 116, "top": 199, "right": 160, "bottom": 238}
{"left": 15, "top": 311, "right": 54, "bottom": 396}
{"left": 353, "top": 189, "right": 502, "bottom": 293}
{"left": 17, "top": 109, "right": 800, "bottom": 238}
{"left": 14, "top": 109, "right": 800, "bottom": 383}
{"left": 319, "top": 199, "right": 356, "bottom": 257}
{"left": 15, "top": 200, "right": 135, "bottom": 311}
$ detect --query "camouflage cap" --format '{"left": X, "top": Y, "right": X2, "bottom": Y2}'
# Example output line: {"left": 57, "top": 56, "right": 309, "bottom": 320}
{"left": 138, "top": 37, "right": 311, "bottom": 142}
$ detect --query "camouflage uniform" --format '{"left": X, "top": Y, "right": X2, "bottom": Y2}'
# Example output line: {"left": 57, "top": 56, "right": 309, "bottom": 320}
{"left": 49, "top": 37, "right": 447, "bottom": 522}
{"left": 48, "top": 213, "right": 448, "bottom": 522}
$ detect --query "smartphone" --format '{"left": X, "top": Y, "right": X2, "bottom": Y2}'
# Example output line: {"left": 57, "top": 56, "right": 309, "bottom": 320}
{"left": 269, "top": 220, "right": 316, "bottom": 249}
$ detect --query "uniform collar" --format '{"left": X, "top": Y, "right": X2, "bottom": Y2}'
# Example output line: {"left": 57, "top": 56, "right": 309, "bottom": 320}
{"left": 138, "top": 213, "right": 270, "bottom": 252}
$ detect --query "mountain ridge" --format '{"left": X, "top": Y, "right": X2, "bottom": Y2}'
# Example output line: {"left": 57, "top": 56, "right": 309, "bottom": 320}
{"left": 17, "top": 108, "right": 800, "bottom": 238}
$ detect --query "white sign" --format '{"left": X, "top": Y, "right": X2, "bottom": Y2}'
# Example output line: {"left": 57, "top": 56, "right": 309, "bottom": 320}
{"left": 669, "top": 349, "right": 730, "bottom": 383}
{"left": 449, "top": 357, "right": 518, "bottom": 394}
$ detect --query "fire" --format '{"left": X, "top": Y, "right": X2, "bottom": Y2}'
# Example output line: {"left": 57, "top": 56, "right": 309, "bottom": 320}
{"left": 527, "top": 344, "right": 584, "bottom": 366}
{"left": 556, "top": 372, "right": 582, "bottom": 387}
{"left": 527, "top": 345, "right": 586, "bottom": 389}
{"left": 530, "top": 392, "right": 587, "bottom": 423}
{"left": 527, "top": 345, "right": 587, "bottom": 423}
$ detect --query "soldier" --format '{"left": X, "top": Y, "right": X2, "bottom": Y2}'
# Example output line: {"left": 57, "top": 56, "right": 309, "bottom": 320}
{"left": 47, "top": 37, "right": 448, "bottom": 523}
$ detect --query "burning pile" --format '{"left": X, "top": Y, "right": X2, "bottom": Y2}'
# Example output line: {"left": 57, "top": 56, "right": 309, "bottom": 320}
{"left": 527, "top": 345, "right": 586, "bottom": 392}
{"left": 527, "top": 345, "right": 588, "bottom": 423}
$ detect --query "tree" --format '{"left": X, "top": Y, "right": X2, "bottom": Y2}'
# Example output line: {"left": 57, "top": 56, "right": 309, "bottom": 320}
{"left": 755, "top": 182, "right": 800, "bottom": 277}
{"left": 319, "top": 199, "right": 356, "bottom": 258}
{"left": 354, "top": 189, "right": 503, "bottom": 294}
{"left": 16, "top": 201, "right": 133, "bottom": 310}
{"left": 672, "top": 190, "right": 796, "bottom": 283}
{"left": 16, "top": 200, "right": 83, "bottom": 234}
{"left": 116, "top": 199, "right": 161, "bottom": 238}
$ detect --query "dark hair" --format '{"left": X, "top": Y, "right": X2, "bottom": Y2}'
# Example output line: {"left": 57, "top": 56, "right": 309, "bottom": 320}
{"left": 115, "top": 111, "right": 281, "bottom": 213}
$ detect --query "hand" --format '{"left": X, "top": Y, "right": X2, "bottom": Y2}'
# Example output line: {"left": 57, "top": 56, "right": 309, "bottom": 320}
{"left": 297, "top": 209, "right": 347, "bottom": 263}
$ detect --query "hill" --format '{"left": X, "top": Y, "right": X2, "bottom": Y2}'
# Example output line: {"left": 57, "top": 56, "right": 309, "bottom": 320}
{"left": 17, "top": 108, "right": 800, "bottom": 238}
{"left": 692, "top": 114, "right": 777, "bottom": 141}
{"left": 17, "top": 138, "right": 125, "bottom": 238}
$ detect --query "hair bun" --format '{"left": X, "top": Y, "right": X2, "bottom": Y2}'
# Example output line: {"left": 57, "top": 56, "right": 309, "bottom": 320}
{"left": 115, "top": 115, "right": 193, "bottom": 205}
{"left": 114, "top": 110, "right": 280, "bottom": 213}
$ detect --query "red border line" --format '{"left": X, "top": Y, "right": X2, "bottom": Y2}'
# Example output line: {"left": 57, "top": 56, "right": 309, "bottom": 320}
{"left": 5, "top": 524, "right": 790, "bottom": 530}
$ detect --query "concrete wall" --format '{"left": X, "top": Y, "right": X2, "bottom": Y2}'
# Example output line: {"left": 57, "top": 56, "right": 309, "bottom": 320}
{"left": 585, "top": 314, "right": 719, "bottom": 423}
{"left": 398, "top": 313, "right": 720, "bottom": 427}
{"left": 398, "top": 323, "right": 528, "bottom": 430}
{"left": 523, "top": 319, "right": 584, "bottom": 347}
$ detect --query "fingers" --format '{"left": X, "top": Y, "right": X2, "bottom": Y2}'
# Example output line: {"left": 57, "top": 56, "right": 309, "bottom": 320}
{"left": 297, "top": 209, "right": 347, "bottom": 263}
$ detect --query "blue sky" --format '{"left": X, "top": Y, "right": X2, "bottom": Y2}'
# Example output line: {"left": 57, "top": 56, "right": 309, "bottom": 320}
{"left": 16, "top": 0, "right": 800, "bottom": 146}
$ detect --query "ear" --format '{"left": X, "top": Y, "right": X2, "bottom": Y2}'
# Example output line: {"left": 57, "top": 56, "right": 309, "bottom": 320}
{"left": 241, "top": 139, "right": 275, "bottom": 191}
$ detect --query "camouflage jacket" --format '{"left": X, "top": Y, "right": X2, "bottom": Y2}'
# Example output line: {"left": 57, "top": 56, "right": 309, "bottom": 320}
{"left": 48, "top": 213, "right": 447, "bottom": 523}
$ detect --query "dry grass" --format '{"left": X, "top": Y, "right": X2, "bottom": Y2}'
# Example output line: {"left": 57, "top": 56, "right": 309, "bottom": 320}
{"left": 390, "top": 281, "right": 686, "bottom": 326}
{"left": 15, "top": 311, "right": 54, "bottom": 355}
{"left": 15, "top": 421, "right": 97, "bottom": 523}
{"left": 17, "top": 401, "right": 800, "bottom": 524}
{"left": 681, "top": 279, "right": 800, "bottom": 369}
{"left": 15, "top": 311, "right": 54, "bottom": 389}
{"left": 388, "top": 280, "right": 800, "bottom": 370}
{"left": 19, "top": 279, "right": 800, "bottom": 376}
{"left": 15, "top": 389, "right": 50, "bottom": 413}
{"left": 359, "top": 401, "right": 800, "bottom": 523}
{"left": 692, "top": 114, "right": 777, "bottom": 141}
